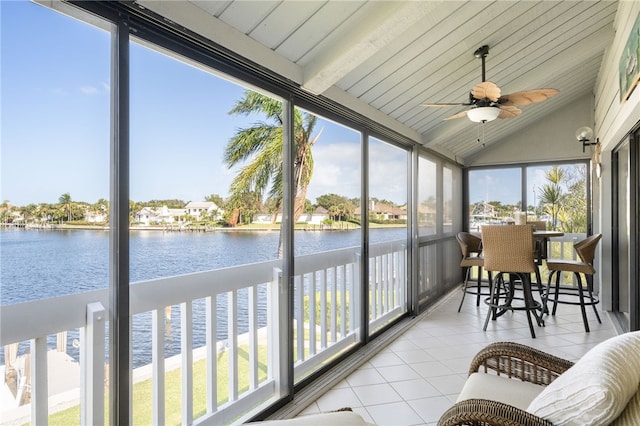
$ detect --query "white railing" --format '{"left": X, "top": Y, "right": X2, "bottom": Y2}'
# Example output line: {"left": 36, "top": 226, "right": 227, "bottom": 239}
{"left": 369, "top": 241, "right": 407, "bottom": 333}
{"left": 0, "top": 240, "right": 407, "bottom": 425}
{"left": 291, "top": 240, "right": 407, "bottom": 380}
{"left": 1, "top": 260, "right": 284, "bottom": 426}
{"left": 293, "top": 246, "right": 361, "bottom": 380}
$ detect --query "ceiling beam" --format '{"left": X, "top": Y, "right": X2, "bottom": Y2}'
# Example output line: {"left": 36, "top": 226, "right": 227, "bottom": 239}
{"left": 136, "top": 0, "right": 303, "bottom": 83}
{"left": 301, "top": 1, "right": 444, "bottom": 95}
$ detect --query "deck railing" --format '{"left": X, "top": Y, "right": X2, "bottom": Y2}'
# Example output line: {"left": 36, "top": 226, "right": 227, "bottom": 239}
{"left": 0, "top": 240, "right": 407, "bottom": 425}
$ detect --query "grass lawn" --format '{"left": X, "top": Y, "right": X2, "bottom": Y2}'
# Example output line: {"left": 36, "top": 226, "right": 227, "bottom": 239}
{"left": 43, "top": 345, "right": 268, "bottom": 426}
{"left": 41, "top": 293, "right": 344, "bottom": 425}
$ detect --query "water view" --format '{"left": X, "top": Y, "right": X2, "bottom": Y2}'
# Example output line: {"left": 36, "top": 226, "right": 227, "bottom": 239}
{"left": 1, "top": 227, "right": 405, "bottom": 367}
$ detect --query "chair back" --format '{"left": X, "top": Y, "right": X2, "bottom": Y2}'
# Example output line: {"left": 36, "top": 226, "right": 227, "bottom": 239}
{"left": 481, "top": 225, "right": 536, "bottom": 273}
{"left": 527, "top": 220, "right": 547, "bottom": 231}
{"left": 456, "top": 232, "right": 482, "bottom": 258}
{"left": 574, "top": 233, "right": 602, "bottom": 265}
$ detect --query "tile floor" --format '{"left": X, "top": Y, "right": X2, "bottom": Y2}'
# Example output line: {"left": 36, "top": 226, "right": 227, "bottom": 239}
{"left": 299, "top": 287, "right": 619, "bottom": 425}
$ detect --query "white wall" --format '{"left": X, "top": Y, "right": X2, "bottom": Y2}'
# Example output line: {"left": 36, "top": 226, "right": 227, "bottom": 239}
{"left": 594, "top": 1, "right": 640, "bottom": 312}
{"left": 465, "top": 94, "right": 594, "bottom": 166}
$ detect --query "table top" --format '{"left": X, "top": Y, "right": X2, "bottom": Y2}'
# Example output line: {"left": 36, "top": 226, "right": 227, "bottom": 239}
{"left": 533, "top": 230, "right": 564, "bottom": 237}
{"left": 471, "top": 229, "right": 565, "bottom": 237}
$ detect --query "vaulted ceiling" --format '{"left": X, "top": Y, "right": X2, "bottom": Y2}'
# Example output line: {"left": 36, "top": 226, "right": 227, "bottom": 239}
{"left": 135, "top": 0, "right": 618, "bottom": 163}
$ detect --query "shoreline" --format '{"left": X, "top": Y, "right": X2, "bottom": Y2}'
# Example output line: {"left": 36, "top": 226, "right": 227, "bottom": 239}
{"left": 1, "top": 222, "right": 404, "bottom": 232}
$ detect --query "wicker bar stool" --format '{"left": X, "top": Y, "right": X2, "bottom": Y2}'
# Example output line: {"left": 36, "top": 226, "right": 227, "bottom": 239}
{"left": 481, "top": 225, "right": 544, "bottom": 338}
{"left": 456, "top": 232, "right": 491, "bottom": 312}
{"left": 546, "top": 233, "right": 602, "bottom": 332}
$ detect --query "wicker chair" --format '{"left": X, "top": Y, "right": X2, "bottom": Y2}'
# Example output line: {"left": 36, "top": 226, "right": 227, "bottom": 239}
{"left": 438, "top": 333, "right": 640, "bottom": 426}
{"left": 456, "top": 232, "right": 491, "bottom": 312}
{"left": 481, "top": 225, "right": 544, "bottom": 338}
{"left": 438, "top": 341, "right": 571, "bottom": 426}
{"left": 527, "top": 220, "right": 547, "bottom": 231}
{"left": 545, "top": 233, "right": 602, "bottom": 332}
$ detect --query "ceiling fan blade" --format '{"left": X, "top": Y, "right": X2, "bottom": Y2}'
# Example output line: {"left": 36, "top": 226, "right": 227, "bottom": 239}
{"left": 443, "top": 109, "right": 471, "bottom": 121}
{"left": 471, "top": 81, "right": 501, "bottom": 102}
{"left": 499, "top": 88, "right": 559, "bottom": 106}
{"left": 421, "top": 103, "right": 470, "bottom": 107}
{"left": 498, "top": 105, "right": 522, "bottom": 119}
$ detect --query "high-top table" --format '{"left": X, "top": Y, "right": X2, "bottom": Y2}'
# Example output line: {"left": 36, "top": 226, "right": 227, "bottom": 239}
{"left": 533, "top": 230, "right": 564, "bottom": 264}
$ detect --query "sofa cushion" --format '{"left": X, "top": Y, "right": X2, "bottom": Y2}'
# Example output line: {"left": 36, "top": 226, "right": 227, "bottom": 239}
{"left": 527, "top": 331, "right": 640, "bottom": 425}
{"left": 457, "top": 372, "right": 546, "bottom": 410}
{"left": 611, "top": 383, "right": 640, "bottom": 426}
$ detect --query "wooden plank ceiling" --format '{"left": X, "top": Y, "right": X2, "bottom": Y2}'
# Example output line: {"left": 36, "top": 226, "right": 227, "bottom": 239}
{"left": 135, "top": 0, "right": 618, "bottom": 163}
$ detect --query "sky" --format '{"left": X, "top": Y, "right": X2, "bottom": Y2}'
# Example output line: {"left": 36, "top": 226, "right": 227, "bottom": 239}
{"left": 1, "top": 0, "right": 560, "bottom": 210}
{"left": 468, "top": 164, "right": 586, "bottom": 208}
{"left": 2, "top": 0, "right": 414, "bottom": 208}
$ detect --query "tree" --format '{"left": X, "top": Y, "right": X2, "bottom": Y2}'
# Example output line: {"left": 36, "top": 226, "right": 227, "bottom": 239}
{"left": 539, "top": 166, "right": 566, "bottom": 230}
{"left": 224, "top": 91, "right": 320, "bottom": 227}
{"left": 316, "top": 193, "right": 355, "bottom": 221}
{"left": 328, "top": 205, "right": 340, "bottom": 221}
{"left": 205, "top": 194, "right": 225, "bottom": 209}
{"left": 21, "top": 204, "right": 38, "bottom": 223}
{"left": 129, "top": 200, "right": 143, "bottom": 224}
{"left": 58, "top": 192, "right": 73, "bottom": 222}
{"left": 304, "top": 199, "right": 315, "bottom": 214}
{"left": 536, "top": 165, "right": 587, "bottom": 233}
{"left": 93, "top": 198, "right": 110, "bottom": 223}
{"left": 551, "top": 166, "right": 586, "bottom": 233}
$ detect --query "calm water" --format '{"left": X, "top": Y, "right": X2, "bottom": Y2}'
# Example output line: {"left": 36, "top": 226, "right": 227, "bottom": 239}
{"left": 0, "top": 227, "right": 405, "bottom": 367}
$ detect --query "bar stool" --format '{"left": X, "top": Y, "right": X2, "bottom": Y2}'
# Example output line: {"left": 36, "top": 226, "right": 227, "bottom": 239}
{"left": 481, "top": 225, "right": 544, "bottom": 338}
{"left": 545, "top": 233, "right": 602, "bottom": 332}
{"left": 455, "top": 232, "right": 491, "bottom": 312}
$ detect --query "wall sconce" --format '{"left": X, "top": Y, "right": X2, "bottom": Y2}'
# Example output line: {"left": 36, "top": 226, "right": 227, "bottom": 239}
{"left": 576, "top": 126, "right": 598, "bottom": 152}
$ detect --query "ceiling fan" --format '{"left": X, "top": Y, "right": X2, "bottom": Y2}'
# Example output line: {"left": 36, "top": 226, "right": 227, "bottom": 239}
{"left": 422, "top": 45, "right": 559, "bottom": 123}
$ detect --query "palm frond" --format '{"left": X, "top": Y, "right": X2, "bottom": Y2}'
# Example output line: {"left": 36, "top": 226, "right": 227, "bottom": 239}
{"left": 228, "top": 91, "right": 283, "bottom": 124}
{"left": 224, "top": 125, "right": 281, "bottom": 166}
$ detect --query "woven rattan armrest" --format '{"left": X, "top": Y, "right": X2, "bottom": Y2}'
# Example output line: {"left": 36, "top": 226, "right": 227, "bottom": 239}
{"left": 437, "top": 399, "right": 553, "bottom": 426}
{"left": 468, "top": 342, "right": 574, "bottom": 386}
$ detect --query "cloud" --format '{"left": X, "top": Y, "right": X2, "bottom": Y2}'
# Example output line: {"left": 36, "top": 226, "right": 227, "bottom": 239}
{"left": 80, "top": 85, "right": 100, "bottom": 95}
{"left": 308, "top": 141, "right": 408, "bottom": 204}
{"left": 308, "top": 143, "right": 361, "bottom": 201}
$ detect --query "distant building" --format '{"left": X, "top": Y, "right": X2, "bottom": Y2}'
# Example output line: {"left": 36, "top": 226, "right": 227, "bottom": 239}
{"left": 300, "top": 206, "right": 329, "bottom": 224}
{"left": 135, "top": 206, "right": 186, "bottom": 225}
{"left": 354, "top": 201, "right": 406, "bottom": 221}
{"left": 85, "top": 210, "right": 107, "bottom": 223}
{"left": 184, "top": 201, "right": 222, "bottom": 220}
{"left": 254, "top": 206, "right": 329, "bottom": 224}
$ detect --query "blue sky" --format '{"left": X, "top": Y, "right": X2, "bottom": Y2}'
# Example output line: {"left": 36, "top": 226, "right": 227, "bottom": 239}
{"left": 2, "top": 0, "right": 414, "bottom": 207}
{"left": 0, "top": 1, "right": 574, "bottom": 211}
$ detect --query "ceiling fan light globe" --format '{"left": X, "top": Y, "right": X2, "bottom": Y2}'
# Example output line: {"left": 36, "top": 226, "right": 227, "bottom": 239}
{"left": 467, "top": 106, "right": 500, "bottom": 122}
{"left": 575, "top": 126, "right": 594, "bottom": 141}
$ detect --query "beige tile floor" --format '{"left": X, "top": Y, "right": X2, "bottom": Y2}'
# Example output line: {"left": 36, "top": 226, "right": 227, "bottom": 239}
{"left": 299, "top": 287, "right": 619, "bottom": 425}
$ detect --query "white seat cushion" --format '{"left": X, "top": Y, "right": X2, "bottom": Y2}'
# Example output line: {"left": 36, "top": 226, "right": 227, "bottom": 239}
{"left": 527, "top": 331, "right": 640, "bottom": 425}
{"left": 457, "top": 372, "right": 546, "bottom": 410}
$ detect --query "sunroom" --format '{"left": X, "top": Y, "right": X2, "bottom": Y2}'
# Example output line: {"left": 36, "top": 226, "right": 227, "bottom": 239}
{"left": 1, "top": 1, "right": 639, "bottom": 425}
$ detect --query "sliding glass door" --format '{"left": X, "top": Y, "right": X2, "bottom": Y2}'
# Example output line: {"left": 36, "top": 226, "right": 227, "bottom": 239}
{"left": 613, "top": 127, "right": 639, "bottom": 332}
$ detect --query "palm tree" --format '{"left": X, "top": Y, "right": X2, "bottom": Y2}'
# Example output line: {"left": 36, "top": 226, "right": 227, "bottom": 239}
{"left": 129, "top": 200, "right": 143, "bottom": 225}
{"left": 58, "top": 192, "right": 72, "bottom": 222}
{"left": 539, "top": 166, "right": 566, "bottom": 230}
{"left": 224, "top": 91, "right": 320, "bottom": 226}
